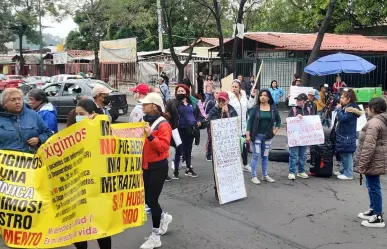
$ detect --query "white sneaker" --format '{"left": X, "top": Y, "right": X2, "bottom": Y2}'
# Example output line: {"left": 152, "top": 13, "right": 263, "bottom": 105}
{"left": 251, "top": 177, "right": 261, "bottom": 185}
{"left": 262, "top": 175, "right": 275, "bottom": 183}
{"left": 159, "top": 213, "right": 173, "bottom": 235}
{"left": 333, "top": 171, "right": 341, "bottom": 176}
{"left": 243, "top": 165, "right": 252, "bottom": 172}
{"left": 297, "top": 173, "right": 309, "bottom": 179}
{"left": 140, "top": 235, "right": 161, "bottom": 249}
{"left": 358, "top": 209, "right": 374, "bottom": 221}
{"left": 337, "top": 175, "right": 353, "bottom": 180}
{"left": 288, "top": 173, "right": 296, "bottom": 180}
{"left": 361, "top": 215, "right": 386, "bottom": 228}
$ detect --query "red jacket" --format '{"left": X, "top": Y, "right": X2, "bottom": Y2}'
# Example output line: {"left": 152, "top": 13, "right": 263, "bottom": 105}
{"left": 142, "top": 121, "right": 172, "bottom": 170}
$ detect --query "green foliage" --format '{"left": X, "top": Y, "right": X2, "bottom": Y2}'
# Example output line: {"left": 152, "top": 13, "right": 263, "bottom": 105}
{"left": 65, "top": 30, "right": 90, "bottom": 50}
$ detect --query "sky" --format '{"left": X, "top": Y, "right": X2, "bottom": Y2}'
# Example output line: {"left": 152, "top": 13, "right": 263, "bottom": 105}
{"left": 42, "top": 16, "right": 78, "bottom": 39}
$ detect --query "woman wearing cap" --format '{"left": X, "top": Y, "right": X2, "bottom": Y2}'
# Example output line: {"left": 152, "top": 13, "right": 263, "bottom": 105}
{"left": 227, "top": 79, "right": 255, "bottom": 172}
{"left": 167, "top": 84, "right": 200, "bottom": 179}
{"left": 28, "top": 88, "right": 58, "bottom": 133}
{"left": 268, "top": 80, "right": 284, "bottom": 107}
{"left": 287, "top": 93, "right": 315, "bottom": 180}
{"left": 129, "top": 83, "right": 151, "bottom": 122}
{"left": 139, "top": 92, "right": 173, "bottom": 249}
{"left": 246, "top": 90, "right": 281, "bottom": 184}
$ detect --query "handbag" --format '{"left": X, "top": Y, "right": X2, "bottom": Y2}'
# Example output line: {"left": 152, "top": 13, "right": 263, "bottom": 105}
{"left": 181, "top": 106, "right": 199, "bottom": 138}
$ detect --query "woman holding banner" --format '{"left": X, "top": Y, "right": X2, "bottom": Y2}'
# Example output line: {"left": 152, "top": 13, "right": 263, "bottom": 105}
{"left": 227, "top": 80, "right": 255, "bottom": 172}
{"left": 246, "top": 90, "right": 281, "bottom": 184}
{"left": 139, "top": 93, "right": 173, "bottom": 249}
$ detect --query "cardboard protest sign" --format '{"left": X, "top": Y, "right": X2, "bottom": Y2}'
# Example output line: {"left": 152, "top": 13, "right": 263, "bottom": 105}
{"left": 0, "top": 116, "right": 146, "bottom": 248}
{"left": 286, "top": 115, "right": 324, "bottom": 147}
{"left": 211, "top": 117, "right": 247, "bottom": 204}
{"left": 220, "top": 73, "right": 234, "bottom": 92}
{"left": 289, "top": 86, "right": 313, "bottom": 106}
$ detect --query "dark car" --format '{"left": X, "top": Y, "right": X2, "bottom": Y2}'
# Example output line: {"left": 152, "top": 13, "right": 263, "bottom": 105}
{"left": 39, "top": 79, "right": 128, "bottom": 121}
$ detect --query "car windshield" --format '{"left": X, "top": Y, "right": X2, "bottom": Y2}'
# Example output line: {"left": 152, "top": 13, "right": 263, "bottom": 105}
{"left": 9, "top": 76, "right": 24, "bottom": 80}
{"left": 86, "top": 81, "right": 114, "bottom": 90}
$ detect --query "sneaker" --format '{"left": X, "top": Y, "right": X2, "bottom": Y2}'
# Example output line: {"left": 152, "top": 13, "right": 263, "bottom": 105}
{"left": 297, "top": 172, "right": 309, "bottom": 179}
{"left": 288, "top": 173, "right": 296, "bottom": 180}
{"left": 165, "top": 176, "right": 172, "bottom": 182}
{"left": 140, "top": 235, "right": 161, "bottom": 249}
{"left": 159, "top": 213, "right": 173, "bottom": 235}
{"left": 358, "top": 209, "right": 374, "bottom": 221}
{"left": 333, "top": 171, "right": 341, "bottom": 176}
{"left": 185, "top": 168, "right": 198, "bottom": 178}
{"left": 243, "top": 165, "right": 252, "bottom": 172}
{"left": 206, "top": 154, "right": 212, "bottom": 162}
{"left": 251, "top": 177, "right": 261, "bottom": 185}
{"left": 361, "top": 215, "right": 386, "bottom": 228}
{"left": 262, "top": 175, "right": 275, "bottom": 183}
{"left": 172, "top": 171, "right": 179, "bottom": 180}
{"left": 337, "top": 174, "right": 353, "bottom": 180}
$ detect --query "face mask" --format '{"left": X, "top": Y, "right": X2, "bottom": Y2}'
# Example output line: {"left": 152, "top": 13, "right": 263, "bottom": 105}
{"left": 176, "top": 94, "right": 185, "bottom": 100}
{"left": 76, "top": 116, "right": 88, "bottom": 122}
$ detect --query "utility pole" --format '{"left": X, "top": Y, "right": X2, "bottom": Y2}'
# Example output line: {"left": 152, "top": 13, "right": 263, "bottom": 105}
{"left": 157, "top": 0, "right": 163, "bottom": 52}
{"left": 38, "top": 0, "right": 43, "bottom": 76}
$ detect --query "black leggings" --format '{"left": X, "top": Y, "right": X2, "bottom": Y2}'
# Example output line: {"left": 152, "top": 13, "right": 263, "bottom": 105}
{"left": 74, "top": 237, "right": 111, "bottom": 249}
{"left": 174, "top": 127, "right": 194, "bottom": 169}
{"left": 143, "top": 161, "right": 168, "bottom": 228}
{"left": 241, "top": 136, "right": 248, "bottom": 166}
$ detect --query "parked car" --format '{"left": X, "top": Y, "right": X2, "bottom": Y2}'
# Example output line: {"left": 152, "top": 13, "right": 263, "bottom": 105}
{"left": 48, "top": 74, "right": 83, "bottom": 84}
{"left": 0, "top": 75, "right": 25, "bottom": 91}
{"left": 37, "top": 79, "right": 128, "bottom": 121}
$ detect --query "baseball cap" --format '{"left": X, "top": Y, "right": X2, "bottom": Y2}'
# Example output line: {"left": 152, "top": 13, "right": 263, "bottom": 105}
{"left": 294, "top": 93, "right": 308, "bottom": 101}
{"left": 130, "top": 84, "right": 150, "bottom": 95}
{"left": 139, "top": 92, "right": 165, "bottom": 111}
{"left": 92, "top": 85, "right": 112, "bottom": 97}
{"left": 218, "top": 91, "right": 229, "bottom": 101}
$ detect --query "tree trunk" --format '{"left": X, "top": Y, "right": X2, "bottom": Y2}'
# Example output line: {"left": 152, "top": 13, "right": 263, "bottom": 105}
{"left": 177, "top": 64, "right": 184, "bottom": 83}
{"left": 301, "top": 0, "right": 337, "bottom": 85}
{"left": 18, "top": 34, "right": 24, "bottom": 75}
{"left": 94, "top": 48, "right": 100, "bottom": 80}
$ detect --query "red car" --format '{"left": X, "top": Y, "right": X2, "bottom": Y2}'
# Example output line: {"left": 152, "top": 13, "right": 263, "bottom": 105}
{"left": 0, "top": 75, "right": 25, "bottom": 91}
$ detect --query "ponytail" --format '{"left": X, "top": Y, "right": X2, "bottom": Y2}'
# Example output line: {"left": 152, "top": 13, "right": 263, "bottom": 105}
{"left": 157, "top": 106, "right": 171, "bottom": 121}
{"left": 341, "top": 89, "right": 357, "bottom": 103}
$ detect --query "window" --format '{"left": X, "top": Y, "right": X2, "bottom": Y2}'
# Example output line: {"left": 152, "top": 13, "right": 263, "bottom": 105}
{"left": 62, "top": 83, "right": 82, "bottom": 96}
{"left": 9, "top": 76, "right": 24, "bottom": 80}
{"left": 44, "top": 84, "right": 61, "bottom": 96}
{"left": 52, "top": 76, "right": 58, "bottom": 83}
{"left": 58, "top": 76, "right": 64, "bottom": 82}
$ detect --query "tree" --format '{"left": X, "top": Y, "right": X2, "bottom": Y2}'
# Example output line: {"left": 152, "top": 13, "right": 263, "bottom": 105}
{"left": 0, "top": 0, "right": 14, "bottom": 53}
{"left": 65, "top": 30, "right": 91, "bottom": 50}
{"left": 301, "top": 0, "right": 337, "bottom": 84}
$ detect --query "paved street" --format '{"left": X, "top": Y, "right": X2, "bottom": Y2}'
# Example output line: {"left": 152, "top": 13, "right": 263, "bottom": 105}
{"left": 2, "top": 110, "right": 387, "bottom": 249}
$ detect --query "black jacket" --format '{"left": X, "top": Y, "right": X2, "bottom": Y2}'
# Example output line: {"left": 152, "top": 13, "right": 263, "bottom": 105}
{"left": 208, "top": 104, "right": 238, "bottom": 121}
{"left": 249, "top": 105, "right": 281, "bottom": 140}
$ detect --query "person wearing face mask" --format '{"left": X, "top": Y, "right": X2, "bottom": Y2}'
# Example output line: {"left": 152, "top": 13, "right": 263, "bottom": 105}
{"left": 227, "top": 79, "right": 255, "bottom": 172}
{"left": 92, "top": 85, "right": 112, "bottom": 122}
{"left": 287, "top": 93, "right": 315, "bottom": 180}
{"left": 129, "top": 83, "right": 151, "bottom": 122}
{"left": 139, "top": 92, "right": 173, "bottom": 249}
{"left": 66, "top": 95, "right": 89, "bottom": 127}
{"left": 0, "top": 88, "right": 52, "bottom": 153}
{"left": 28, "top": 88, "right": 58, "bottom": 134}
{"left": 246, "top": 90, "right": 281, "bottom": 185}
{"left": 166, "top": 84, "right": 200, "bottom": 179}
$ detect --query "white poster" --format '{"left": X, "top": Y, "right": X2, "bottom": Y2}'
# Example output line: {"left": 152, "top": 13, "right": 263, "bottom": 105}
{"left": 289, "top": 86, "right": 313, "bottom": 106}
{"left": 286, "top": 115, "right": 324, "bottom": 147}
{"left": 211, "top": 117, "right": 247, "bottom": 205}
{"left": 53, "top": 53, "right": 68, "bottom": 64}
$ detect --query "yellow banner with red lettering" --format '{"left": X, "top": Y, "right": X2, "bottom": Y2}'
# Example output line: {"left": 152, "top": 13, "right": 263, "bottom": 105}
{"left": 0, "top": 116, "right": 146, "bottom": 248}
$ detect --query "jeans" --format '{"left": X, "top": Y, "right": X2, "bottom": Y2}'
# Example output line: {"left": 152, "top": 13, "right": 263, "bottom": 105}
{"left": 241, "top": 135, "right": 248, "bottom": 166}
{"left": 74, "top": 237, "right": 111, "bottom": 249}
{"left": 250, "top": 134, "right": 272, "bottom": 178}
{"left": 339, "top": 153, "right": 353, "bottom": 177}
{"left": 289, "top": 146, "right": 308, "bottom": 174}
{"left": 365, "top": 175, "right": 383, "bottom": 215}
{"left": 143, "top": 161, "right": 168, "bottom": 228}
{"left": 174, "top": 127, "right": 194, "bottom": 169}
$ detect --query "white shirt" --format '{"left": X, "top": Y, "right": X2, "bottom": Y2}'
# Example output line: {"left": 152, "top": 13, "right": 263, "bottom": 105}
{"left": 227, "top": 90, "right": 255, "bottom": 135}
{"left": 129, "top": 103, "right": 144, "bottom": 122}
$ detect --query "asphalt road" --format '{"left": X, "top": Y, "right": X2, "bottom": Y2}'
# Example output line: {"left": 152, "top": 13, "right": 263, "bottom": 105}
{"left": 2, "top": 112, "right": 387, "bottom": 249}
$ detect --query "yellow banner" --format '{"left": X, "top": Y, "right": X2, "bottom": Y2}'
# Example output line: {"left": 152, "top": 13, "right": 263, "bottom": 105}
{"left": 0, "top": 116, "right": 146, "bottom": 248}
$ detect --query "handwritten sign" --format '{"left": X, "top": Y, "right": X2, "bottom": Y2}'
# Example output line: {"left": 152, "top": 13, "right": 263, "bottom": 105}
{"left": 286, "top": 115, "right": 324, "bottom": 147}
{"left": 289, "top": 86, "right": 313, "bottom": 106}
{"left": 211, "top": 117, "right": 247, "bottom": 204}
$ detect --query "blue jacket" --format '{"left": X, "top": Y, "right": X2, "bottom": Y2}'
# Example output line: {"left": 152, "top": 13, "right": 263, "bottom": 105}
{"left": 335, "top": 103, "right": 362, "bottom": 153}
{"left": 0, "top": 104, "right": 53, "bottom": 153}
{"left": 269, "top": 87, "right": 284, "bottom": 104}
{"left": 37, "top": 103, "right": 58, "bottom": 133}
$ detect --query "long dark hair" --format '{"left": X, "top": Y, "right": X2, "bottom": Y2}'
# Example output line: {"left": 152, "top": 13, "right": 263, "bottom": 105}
{"left": 77, "top": 99, "right": 103, "bottom": 114}
{"left": 270, "top": 80, "right": 278, "bottom": 89}
{"left": 341, "top": 89, "right": 357, "bottom": 103}
{"left": 257, "top": 89, "right": 274, "bottom": 106}
{"left": 369, "top": 97, "right": 387, "bottom": 114}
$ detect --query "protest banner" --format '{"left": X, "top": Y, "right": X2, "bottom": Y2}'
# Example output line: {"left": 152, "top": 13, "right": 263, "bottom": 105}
{"left": 0, "top": 116, "right": 146, "bottom": 248}
{"left": 288, "top": 86, "right": 313, "bottom": 106}
{"left": 211, "top": 117, "right": 247, "bottom": 205}
{"left": 286, "top": 115, "right": 324, "bottom": 147}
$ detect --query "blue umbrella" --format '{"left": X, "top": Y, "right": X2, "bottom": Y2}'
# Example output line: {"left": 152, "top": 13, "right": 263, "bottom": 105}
{"left": 304, "top": 52, "right": 376, "bottom": 76}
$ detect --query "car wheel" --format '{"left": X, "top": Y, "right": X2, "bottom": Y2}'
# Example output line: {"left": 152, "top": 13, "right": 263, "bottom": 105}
{"left": 268, "top": 147, "right": 289, "bottom": 162}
